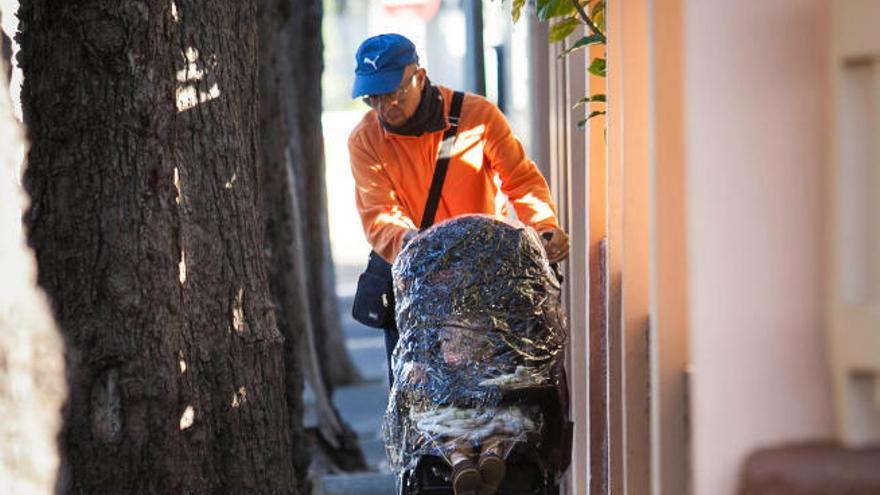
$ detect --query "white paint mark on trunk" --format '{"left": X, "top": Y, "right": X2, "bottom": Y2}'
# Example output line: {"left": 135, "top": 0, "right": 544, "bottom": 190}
{"left": 231, "top": 386, "right": 247, "bottom": 408}
{"left": 175, "top": 47, "right": 221, "bottom": 112}
{"left": 173, "top": 166, "right": 181, "bottom": 204}
{"left": 224, "top": 172, "right": 237, "bottom": 189}
{"left": 176, "top": 83, "right": 221, "bottom": 112}
{"left": 232, "top": 288, "right": 245, "bottom": 333}
{"left": 178, "top": 249, "right": 186, "bottom": 284}
{"left": 179, "top": 405, "right": 195, "bottom": 430}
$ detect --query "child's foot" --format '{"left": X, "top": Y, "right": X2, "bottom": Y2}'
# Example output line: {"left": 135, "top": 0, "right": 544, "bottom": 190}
{"left": 451, "top": 458, "right": 481, "bottom": 495}
{"left": 477, "top": 451, "right": 506, "bottom": 495}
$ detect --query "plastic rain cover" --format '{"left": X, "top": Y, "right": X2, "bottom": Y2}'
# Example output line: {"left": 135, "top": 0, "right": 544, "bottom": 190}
{"left": 383, "top": 214, "right": 567, "bottom": 475}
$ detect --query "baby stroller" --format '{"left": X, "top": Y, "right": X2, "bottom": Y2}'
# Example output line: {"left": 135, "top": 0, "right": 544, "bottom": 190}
{"left": 384, "top": 215, "right": 573, "bottom": 495}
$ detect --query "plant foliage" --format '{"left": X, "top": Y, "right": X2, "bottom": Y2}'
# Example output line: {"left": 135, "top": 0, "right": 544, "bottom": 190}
{"left": 508, "top": 0, "right": 607, "bottom": 131}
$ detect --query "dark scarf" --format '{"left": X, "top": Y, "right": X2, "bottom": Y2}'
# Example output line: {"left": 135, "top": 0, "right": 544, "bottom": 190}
{"left": 382, "top": 78, "right": 446, "bottom": 136}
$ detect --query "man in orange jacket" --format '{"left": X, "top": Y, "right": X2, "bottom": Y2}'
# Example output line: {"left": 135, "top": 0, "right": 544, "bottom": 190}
{"left": 348, "top": 33, "right": 569, "bottom": 387}
{"left": 349, "top": 33, "right": 569, "bottom": 265}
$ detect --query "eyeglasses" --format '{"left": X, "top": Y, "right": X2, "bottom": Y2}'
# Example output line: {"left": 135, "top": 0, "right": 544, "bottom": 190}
{"left": 362, "top": 71, "right": 417, "bottom": 108}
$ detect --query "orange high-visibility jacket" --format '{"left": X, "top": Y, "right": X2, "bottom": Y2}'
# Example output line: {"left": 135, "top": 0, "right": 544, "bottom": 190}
{"left": 348, "top": 86, "right": 560, "bottom": 263}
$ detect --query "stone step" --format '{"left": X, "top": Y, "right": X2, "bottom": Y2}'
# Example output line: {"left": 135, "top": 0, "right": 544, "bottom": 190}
{"left": 359, "top": 438, "right": 390, "bottom": 471}
{"left": 332, "top": 379, "right": 389, "bottom": 438}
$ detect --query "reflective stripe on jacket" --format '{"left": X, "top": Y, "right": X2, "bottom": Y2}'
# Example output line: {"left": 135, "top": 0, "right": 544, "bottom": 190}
{"left": 348, "top": 86, "right": 560, "bottom": 263}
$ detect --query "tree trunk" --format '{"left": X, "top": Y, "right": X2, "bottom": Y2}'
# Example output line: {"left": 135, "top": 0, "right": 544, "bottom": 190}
{"left": 256, "top": 0, "right": 310, "bottom": 491}
{"left": 1, "top": 29, "right": 11, "bottom": 83}
{"left": 19, "top": 2, "right": 298, "bottom": 493}
{"left": 0, "top": 53, "right": 65, "bottom": 495}
{"left": 260, "top": 0, "right": 366, "bottom": 476}
{"left": 283, "top": 0, "right": 361, "bottom": 389}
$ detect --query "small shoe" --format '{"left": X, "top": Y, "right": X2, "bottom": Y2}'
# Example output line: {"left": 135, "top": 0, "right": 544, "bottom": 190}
{"left": 452, "top": 458, "right": 481, "bottom": 495}
{"left": 477, "top": 452, "right": 506, "bottom": 495}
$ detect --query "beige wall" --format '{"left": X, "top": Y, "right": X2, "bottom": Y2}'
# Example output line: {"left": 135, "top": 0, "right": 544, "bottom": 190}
{"left": 684, "top": 1, "right": 835, "bottom": 494}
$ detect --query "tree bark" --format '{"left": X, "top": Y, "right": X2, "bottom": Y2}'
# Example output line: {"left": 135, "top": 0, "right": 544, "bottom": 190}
{"left": 19, "top": 1, "right": 298, "bottom": 492}
{"left": 260, "top": 0, "right": 366, "bottom": 476}
{"left": 283, "top": 0, "right": 361, "bottom": 389}
{"left": 256, "top": 0, "right": 310, "bottom": 491}
{"left": 0, "top": 53, "right": 65, "bottom": 495}
{"left": 170, "top": 2, "right": 299, "bottom": 492}
{"left": 1, "top": 29, "right": 11, "bottom": 83}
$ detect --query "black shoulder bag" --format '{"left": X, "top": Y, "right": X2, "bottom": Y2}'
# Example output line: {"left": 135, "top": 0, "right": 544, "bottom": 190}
{"left": 351, "top": 91, "right": 465, "bottom": 329}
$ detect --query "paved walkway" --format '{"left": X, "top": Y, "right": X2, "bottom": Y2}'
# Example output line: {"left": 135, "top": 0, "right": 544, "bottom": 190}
{"left": 310, "top": 270, "right": 397, "bottom": 494}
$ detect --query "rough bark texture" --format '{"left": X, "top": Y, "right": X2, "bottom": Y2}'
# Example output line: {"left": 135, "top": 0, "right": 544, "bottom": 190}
{"left": 260, "top": 0, "right": 365, "bottom": 476}
{"left": 283, "top": 0, "right": 360, "bottom": 389}
{"left": 19, "top": 1, "right": 297, "bottom": 492}
{"left": 256, "top": 0, "right": 309, "bottom": 491}
{"left": 171, "top": 2, "right": 298, "bottom": 493}
{"left": 0, "top": 54, "right": 65, "bottom": 495}
{"left": 1, "top": 29, "right": 10, "bottom": 83}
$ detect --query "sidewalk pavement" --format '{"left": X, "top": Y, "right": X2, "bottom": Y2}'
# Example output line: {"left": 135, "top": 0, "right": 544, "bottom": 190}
{"left": 309, "top": 276, "right": 397, "bottom": 494}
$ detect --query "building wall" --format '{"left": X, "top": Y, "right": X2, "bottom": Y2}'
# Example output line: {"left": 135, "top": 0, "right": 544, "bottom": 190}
{"left": 684, "top": 1, "right": 835, "bottom": 494}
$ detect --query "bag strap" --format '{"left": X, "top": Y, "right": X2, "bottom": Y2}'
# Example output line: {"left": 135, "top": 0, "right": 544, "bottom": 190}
{"left": 419, "top": 90, "right": 465, "bottom": 231}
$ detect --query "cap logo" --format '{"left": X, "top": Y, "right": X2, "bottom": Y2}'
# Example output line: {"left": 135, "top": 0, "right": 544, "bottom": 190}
{"left": 351, "top": 33, "right": 418, "bottom": 99}
{"left": 363, "top": 55, "right": 379, "bottom": 71}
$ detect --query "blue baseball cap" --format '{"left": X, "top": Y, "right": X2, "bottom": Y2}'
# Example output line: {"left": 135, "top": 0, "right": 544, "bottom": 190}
{"left": 352, "top": 33, "right": 419, "bottom": 99}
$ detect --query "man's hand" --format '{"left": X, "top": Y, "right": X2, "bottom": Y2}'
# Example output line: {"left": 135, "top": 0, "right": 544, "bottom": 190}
{"left": 402, "top": 229, "right": 417, "bottom": 248}
{"left": 539, "top": 228, "right": 570, "bottom": 263}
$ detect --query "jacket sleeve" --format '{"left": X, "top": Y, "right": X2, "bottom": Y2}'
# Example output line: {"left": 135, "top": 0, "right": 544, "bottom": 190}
{"left": 482, "top": 102, "right": 560, "bottom": 231}
{"left": 349, "top": 132, "right": 417, "bottom": 263}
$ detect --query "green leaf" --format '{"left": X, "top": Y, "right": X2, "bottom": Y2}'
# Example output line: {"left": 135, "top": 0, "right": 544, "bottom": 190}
{"left": 572, "top": 93, "right": 606, "bottom": 108}
{"left": 576, "top": 111, "right": 606, "bottom": 130}
{"left": 591, "top": 0, "right": 606, "bottom": 17}
{"left": 511, "top": 0, "right": 526, "bottom": 23}
{"left": 557, "top": 33, "right": 604, "bottom": 57}
{"left": 538, "top": 0, "right": 576, "bottom": 22}
{"left": 588, "top": 57, "right": 606, "bottom": 77}
{"left": 593, "top": 8, "right": 606, "bottom": 32}
{"left": 536, "top": 0, "right": 553, "bottom": 21}
{"left": 549, "top": 18, "right": 580, "bottom": 42}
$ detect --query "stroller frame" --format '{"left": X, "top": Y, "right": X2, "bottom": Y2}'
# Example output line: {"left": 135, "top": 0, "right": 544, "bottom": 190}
{"left": 397, "top": 384, "right": 572, "bottom": 495}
